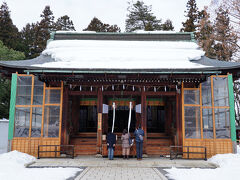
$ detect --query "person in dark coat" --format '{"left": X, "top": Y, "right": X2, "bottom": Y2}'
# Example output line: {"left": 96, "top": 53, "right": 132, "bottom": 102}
{"left": 134, "top": 124, "right": 144, "bottom": 160}
{"left": 107, "top": 132, "right": 116, "bottom": 160}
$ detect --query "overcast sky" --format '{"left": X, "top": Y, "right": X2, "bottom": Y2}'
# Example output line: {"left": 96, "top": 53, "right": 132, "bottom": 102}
{"left": 2, "top": 0, "right": 212, "bottom": 32}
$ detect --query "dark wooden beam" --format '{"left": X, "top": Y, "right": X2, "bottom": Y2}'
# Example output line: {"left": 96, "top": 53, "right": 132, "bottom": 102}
{"left": 103, "top": 91, "right": 141, "bottom": 96}
{"left": 69, "top": 90, "right": 176, "bottom": 96}
{"left": 97, "top": 88, "right": 103, "bottom": 154}
{"left": 141, "top": 87, "right": 147, "bottom": 154}
{"left": 61, "top": 86, "right": 69, "bottom": 145}
{"left": 71, "top": 96, "right": 79, "bottom": 135}
{"left": 69, "top": 91, "right": 97, "bottom": 96}
{"left": 176, "top": 92, "right": 182, "bottom": 146}
{"left": 145, "top": 91, "right": 176, "bottom": 96}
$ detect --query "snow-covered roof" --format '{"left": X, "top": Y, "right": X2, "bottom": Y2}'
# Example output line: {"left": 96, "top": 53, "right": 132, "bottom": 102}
{"left": 1, "top": 32, "right": 240, "bottom": 73}
{"left": 36, "top": 40, "right": 206, "bottom": 69}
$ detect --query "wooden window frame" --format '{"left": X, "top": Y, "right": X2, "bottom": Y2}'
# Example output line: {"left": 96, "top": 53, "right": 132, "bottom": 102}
{"left": 182, "top": 75, "right": 230, "bottom": 141}
{"left": 14, "top": 74, "right": 63, "bottom": 140}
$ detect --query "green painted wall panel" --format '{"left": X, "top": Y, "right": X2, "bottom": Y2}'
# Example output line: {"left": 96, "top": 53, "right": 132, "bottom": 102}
{"left": 8, "top": 73, "right": 17, "bottom": 140}
{"left": 228, "top": 74, "right": 236, "bottom": 141}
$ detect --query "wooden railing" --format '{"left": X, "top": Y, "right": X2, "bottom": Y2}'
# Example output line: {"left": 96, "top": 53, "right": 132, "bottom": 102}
{"left": 38, "top": 145, "right": 74, "bottom": 159}
{"left": 170, "top": 146, "right": 207, "bottom": 161}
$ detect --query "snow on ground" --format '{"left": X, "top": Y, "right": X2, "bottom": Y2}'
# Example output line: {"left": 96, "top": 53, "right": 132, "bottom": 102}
{"left": 165, "top": 146, "right": 240, "bottom": 180}
{"left": 0, "top": 118, "right": 9, "bottom": 122}
{"left": 35, "top": 40, "right": 207, "bottom": 69}
{"left": 0, "top": 151, "right": 81, "bottom": 180}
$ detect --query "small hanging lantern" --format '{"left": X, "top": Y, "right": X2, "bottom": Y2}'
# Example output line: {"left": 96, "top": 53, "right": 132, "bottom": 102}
{"left": 112, "top": 85, "right": 114, "bottom": 91}
{"left": 154, "top": 87, "right": 156, "bottom": 92}
{"left": 102, "top": 86, "right": 104, "bottom": 91}
{"left": 90, "top": 86, "right": 93, "bottom": 92}
{"left": 133, "top": 85, "right": 135, "bottom": 91}
{"left": 80, "top": 85, "right": 82, "bottom": 91}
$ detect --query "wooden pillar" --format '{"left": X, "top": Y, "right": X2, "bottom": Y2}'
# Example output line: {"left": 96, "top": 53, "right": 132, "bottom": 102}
{"left": 71, "top": 96, "right": 79, "bottom": 135}
{"left": 97, "top": 87, "right": 103, "bottom": 154}
{"left": 165, "top": 100, "right": 172, "bottom": 136}
{"left": 176, "top": 92, "right": 182, "bottom": 146}
{"left": 103, "top": 114, "right": 108, "bottom": 135}
{"left": 176, "top": 94, "right": 179, "bottom": 146}
{"left": 141, "top": 87, "right": 147, "bottom": 153}
{"left": 61, "top": 86, "right": 69, "bottom": 145}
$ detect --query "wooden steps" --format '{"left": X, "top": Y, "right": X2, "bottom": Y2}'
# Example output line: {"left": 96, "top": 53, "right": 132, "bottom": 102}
{"left": 70, "top": 133, "right": 97, "bottom": 155}
{"left": 74, "top": 145, "right": 97, "bottom": 155}
{"left": 69, "top": 132, "right": 173, "bottom": 156}
{"left": 146, "top": 133, "right": 173, "bottom": 155}
{"left": 147, "top": 133, "right": 169, "bottom": 139}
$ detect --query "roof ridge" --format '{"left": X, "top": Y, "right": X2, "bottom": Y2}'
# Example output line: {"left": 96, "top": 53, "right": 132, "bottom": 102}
{"left": 50, "top": 31, "right": 195, "bottom": 42}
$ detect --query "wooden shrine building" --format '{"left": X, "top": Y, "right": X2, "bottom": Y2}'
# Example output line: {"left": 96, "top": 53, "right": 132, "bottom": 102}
{"left": 0, "top": 31, "right": 240, "bottom": 158}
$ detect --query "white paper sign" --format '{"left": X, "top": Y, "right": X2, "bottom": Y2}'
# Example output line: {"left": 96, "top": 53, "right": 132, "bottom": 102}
{"left": 102, "top": 104, "right": 109, "bottom": 114}
{"left": 135, "top": 104, "right": 141, "bottom": 113}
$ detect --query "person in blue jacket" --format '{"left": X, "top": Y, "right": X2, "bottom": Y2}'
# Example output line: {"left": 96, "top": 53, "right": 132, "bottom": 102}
{"left": 107, "top": 132, "right": 116, "bottom": 160}
{"left": 134, "top": 124, "right": 144, "bottom": 160}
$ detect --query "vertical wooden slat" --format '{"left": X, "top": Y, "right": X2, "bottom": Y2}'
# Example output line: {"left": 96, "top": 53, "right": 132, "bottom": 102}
{"left": 200, "top": 84, "right": 203, "bottom": 140}
{"left": 211, "top": 76, "right": 216, "bottom": 140}
{"left": 181, "top": 82, "right": 185, "bottom": 146}
{"left": 29, "top": 75, "right": 34, "bottom": 138}
{"left": 211, "top": 76, "right": 216, "bottom": 155}
{"left": 59, "top": 81, "right": 64, "bottom": 143}
{"left": 46, "top": 89, "right": 50, "bottom": 137}
{"left": 41, "top": 83, "right": 46, "bottom": 137}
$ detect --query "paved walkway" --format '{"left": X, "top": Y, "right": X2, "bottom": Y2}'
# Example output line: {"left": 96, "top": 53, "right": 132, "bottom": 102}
{"left": 76, "top": 167, "right": 165, "bottom": 180}
{"left": 30, "top": 156, "right": 217, "bottom": 168}
{"left": 29, "top": 157, "right": 217, "bottom": 180}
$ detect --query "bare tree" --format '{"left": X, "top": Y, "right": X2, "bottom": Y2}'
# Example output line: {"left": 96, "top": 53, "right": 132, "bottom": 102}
{"left": 223, "top": 0, "right": 240, "bottom": 56}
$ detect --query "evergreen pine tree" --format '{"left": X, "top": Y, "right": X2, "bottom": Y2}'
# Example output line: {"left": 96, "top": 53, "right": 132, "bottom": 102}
{"left": 181, "top": 0, "right": 199, "bottom": 32}
{"left": 125, "top": 1, "right": 162, "bottom": 32}
{"left": 0, "top": 40, "right": 25, "bottom": 60}
{"left": 0, "top": 40, "right": 25, "bottom": 119}
{"left": 83, "top": 17, "right": 120, "bottom": 32}
{"left": 0, "top": 76, "right": 10, "bottom": 119}
{"left": 213, "top": 7, "right": 238, "bottom": 61}
{"left": 105, "top": 24, "right": 121, "bottom": 32}
{"left": 161, "top": 19, "right": 174, "bottom": 31}
{"left": 0, "top": 2, "right": 21, "bottom": 51}
{"left": 34, "top": 6, "right": 55, "bottom": 56}
{"left": 55, "top": 15, "right": 75, "bottom": 31}
{"left": 196, "top": 8, "right": 215, "bottom": 58}
{"left": 20, "top": 23, "right": 39, "bottom": 58}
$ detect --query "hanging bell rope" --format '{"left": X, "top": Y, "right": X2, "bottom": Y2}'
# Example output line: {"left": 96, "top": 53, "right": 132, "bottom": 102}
{"left": 112, "top": 102, "right": 116, "bottom": 133}
{"left": 127, "top": 101, "right": 132, "bottom": 133}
